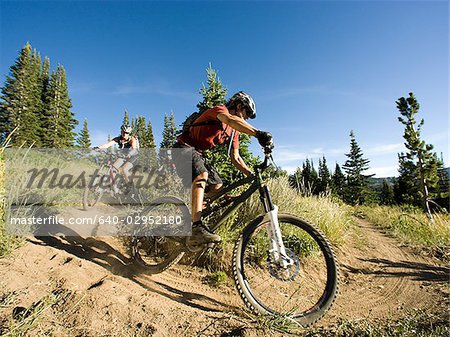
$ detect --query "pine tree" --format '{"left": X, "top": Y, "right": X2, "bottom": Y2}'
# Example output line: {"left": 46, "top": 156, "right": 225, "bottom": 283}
{"left": 160, "top": 113, "right": 169, "bottom": 148}
{"left": 160, "top": 112, "right": 177, "bottom": 148}
{"left": 395, "top": 93, "right": 440, "bottom": 214}
{"left": 37, "top": 57, "right": 50, "bottom": 143}
{"left": 435, "top": 156, "right": 450, "bottom": 210}
{"left": 41, "top": 65, "right": 78, "bottom": 147}
{"left": 135, "top": 116, "right": 147, "bottom": 142}
{"left": 331, "top": 163, "right": 346, "bottom": 200}
{"left": 300, "top": 159, "right": 318, "bottom": 196}
{"left": 289, "top": 167, "right": 303, "bottom": 192}
{"left": 169, "top": 112, "right": 177, "bottom": 146}
{"left": 131, "top": 116, "right": 137, "bottom": 135}
{"left": 318, "top": 156, "right": 331, "bottom": 195}
{"left": 123, "top": 110, "right": 130, "bottom": 126}
{"left": 145, "top": 119, "right": 156, "bottom": 149}
{"left": 289, "top": 159, "right": 320, "bottom": 196}
{"left": 342, "top": 131, "right": 373, "bottom": 205}
{"left": 41, "top": 57, "right": 50, "bottom": 98}
{"left": 380, "top": 179, "right": 395, "bottom": 205}
{"left": 31, "top": 50, "right": 44, "bottom": 135}
{"left": 76, "top": 118, "right": 91, "bottom": 148}
{"left": 145, "top": 118, "right": 158, "bottom": 167}
{"left": 0, "top": 42, "right": 42, "bottom": 146}
{"left": 197, "top": 63, "right": 227, "bottom": 113}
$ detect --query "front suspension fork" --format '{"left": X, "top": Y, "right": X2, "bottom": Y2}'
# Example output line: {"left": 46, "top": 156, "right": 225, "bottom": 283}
{"left": 260, "top": 186, "right": 293, "bottom": 268}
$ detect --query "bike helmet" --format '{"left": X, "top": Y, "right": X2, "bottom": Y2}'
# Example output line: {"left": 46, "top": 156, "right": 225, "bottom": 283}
{"left": 230, "top": 91, "right": 256, "bottom": 119}
{"left": 121, "top": 124, "right": 132, "bottom": 134}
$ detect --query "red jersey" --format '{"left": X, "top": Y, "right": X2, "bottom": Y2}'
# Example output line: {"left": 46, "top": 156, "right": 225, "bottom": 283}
{"left": 177, "top": 106, "right": 240, "bottom": 151}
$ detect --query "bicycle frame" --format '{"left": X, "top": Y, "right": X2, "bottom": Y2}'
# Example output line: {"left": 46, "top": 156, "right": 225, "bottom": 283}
{"left": 203, "top": 154, "right": 293, "bottom": 267}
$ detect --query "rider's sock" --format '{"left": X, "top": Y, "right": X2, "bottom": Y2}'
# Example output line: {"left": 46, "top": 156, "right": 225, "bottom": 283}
{"left": 192, "top": 220, "right": 202, "bottom": 227}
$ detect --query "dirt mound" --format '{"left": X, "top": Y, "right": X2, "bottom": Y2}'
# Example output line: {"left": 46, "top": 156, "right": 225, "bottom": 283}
{"left": 0, "top": 218, "right": 448, "bottom": 336}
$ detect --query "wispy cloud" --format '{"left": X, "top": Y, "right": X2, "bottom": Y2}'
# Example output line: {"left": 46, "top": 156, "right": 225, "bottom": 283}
{"left": 112, "top": 83, "right": 196, "bottom": 100}
{"left": 365, "top": 143, "right": 404, "bottom": 156}
{"left": 366, "top": 165, "right": 398, "bottom": 178}
{"left": 426, "top": 131, "right": 449, "bottom": 144}
{"left": 281, "top": 166, "right": 299, "bottom": 174}
{"left": 274, "top": 146, "right": 346, "bottom": 164}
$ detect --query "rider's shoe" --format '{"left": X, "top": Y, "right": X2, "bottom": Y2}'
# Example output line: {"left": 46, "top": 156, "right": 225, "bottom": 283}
{"left": 189, "top": 222, "right": 221, "bottom": 245}
{"left": 123, "top": 182, "right": 133, "bottom": 195}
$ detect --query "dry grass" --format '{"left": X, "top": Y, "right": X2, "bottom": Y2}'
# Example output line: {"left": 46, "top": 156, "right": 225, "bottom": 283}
{"left": 305, "top": 309, "right": 449, "bottom": 337}
{"left": 356, "top": 205, "right": 450, "bottom": 260}
{"left": 0, "top": 141, "right": 25, "bottom": 258}
{"left": 238, "top": 176, "right": 352, "bottom": 247}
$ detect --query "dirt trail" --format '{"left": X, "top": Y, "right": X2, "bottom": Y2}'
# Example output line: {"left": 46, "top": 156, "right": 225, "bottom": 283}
{"left": 326, "top": 219, "right": 449, "bottom": 324}
{"left": 0, "top": 213, "right": 448, "bottom": 336}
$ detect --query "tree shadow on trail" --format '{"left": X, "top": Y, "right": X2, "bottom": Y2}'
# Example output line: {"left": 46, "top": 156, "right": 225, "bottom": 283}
{"left": 344, "top": 258, "right": 449, "bottom": 282}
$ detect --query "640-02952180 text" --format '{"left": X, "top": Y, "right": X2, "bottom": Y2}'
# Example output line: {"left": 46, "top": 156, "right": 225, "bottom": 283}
{"left": 9, "top": 215, "right": 183, "bottom": 226}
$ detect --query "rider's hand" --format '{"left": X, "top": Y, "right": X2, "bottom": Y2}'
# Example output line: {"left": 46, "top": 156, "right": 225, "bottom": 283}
{"left": 255, "top": 130, "right": 274, "bottom": 149}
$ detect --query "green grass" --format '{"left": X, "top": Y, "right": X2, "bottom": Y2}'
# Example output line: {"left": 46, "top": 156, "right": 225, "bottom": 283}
{"left": 356, "top": 205, "right": 450, "bottom": 259}
{"left": 204, "top": 270, "right": 228, "bottom": 287}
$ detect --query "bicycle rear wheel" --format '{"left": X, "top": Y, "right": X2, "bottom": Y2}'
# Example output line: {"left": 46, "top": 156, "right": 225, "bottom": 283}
{"left": 132, "top": 196, "right": 190, "bottom": 273}
{"left": 233, "top": 213, "right": 339, "bottom": 327}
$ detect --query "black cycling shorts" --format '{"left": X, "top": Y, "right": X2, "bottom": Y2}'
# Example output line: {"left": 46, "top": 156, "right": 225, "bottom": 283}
{"left": 173, "top": 142, "right": 222, "bottom": 188}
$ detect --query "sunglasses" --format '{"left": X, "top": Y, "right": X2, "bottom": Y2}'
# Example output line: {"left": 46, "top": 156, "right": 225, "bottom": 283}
{"left": 245, "top": 107, "right": 255, "bottom": 118}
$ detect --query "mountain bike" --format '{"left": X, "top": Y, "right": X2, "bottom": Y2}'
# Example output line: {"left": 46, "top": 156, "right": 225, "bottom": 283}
{"left": 131, "top": 146, "right": 339, "bottom": 326}
{"left": 83, "top": 150, "right": 143, "bottom": 210}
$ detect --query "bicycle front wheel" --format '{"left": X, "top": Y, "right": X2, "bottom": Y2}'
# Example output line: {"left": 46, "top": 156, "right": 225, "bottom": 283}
{"left": 233, "top": 213, "right": 339, "bottom": 327}
{"left": 83, "top": 166, "right": 107, "bottom": 210}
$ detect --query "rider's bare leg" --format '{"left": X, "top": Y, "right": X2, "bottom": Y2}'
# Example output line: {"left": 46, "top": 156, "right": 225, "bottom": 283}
{"left": 111, "top": 158, "right": 125, "bottom": 192}
{"left": 121, "top": 162, "right": 134, "bottom": 184}
{"left": 192, "top": 171, "right": 208, "bottom": 222}
{"left": 190, "top": 171, "right": 221, "bottom": 243}
{"left": 112, "top": 158, "right": 124, "bottom": 178}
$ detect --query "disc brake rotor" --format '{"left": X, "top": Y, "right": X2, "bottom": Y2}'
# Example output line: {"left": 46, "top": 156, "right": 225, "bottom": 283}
{"left": 267, "top": 248, "right": 300, "bottom": 281}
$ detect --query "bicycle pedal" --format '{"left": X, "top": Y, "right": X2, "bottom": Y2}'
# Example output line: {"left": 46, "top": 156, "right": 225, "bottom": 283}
{"left": 185, "top": 237, "right": 205, "bottom": 253}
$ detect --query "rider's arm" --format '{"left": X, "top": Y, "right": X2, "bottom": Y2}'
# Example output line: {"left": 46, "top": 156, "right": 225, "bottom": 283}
{"left": 230, "top": 148, "right": 252, "bottom": 176}
{"left": 98, "top": 140, "right": 116, "bottom": 149}
{"left": 217, "top": 112, "right": 258, "bottom": 136}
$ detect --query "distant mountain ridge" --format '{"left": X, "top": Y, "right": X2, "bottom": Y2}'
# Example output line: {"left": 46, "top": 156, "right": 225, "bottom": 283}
{"left": 369, "top": 167, "right": 450, "bottom": 188}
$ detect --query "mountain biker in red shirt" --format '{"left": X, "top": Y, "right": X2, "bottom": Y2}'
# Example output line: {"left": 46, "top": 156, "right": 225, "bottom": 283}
{"left": 174, "top": 91, "right": 273, "bottom": 244}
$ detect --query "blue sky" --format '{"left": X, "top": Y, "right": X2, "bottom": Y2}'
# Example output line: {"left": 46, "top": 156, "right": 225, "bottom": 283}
{"left": 1, "top": 0, "right": 448, "bottom": 177}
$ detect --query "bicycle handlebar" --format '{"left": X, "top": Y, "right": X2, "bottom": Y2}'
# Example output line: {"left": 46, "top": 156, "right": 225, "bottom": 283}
{"left": 254, "top": 145, "right": 274, "bottom": 173}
